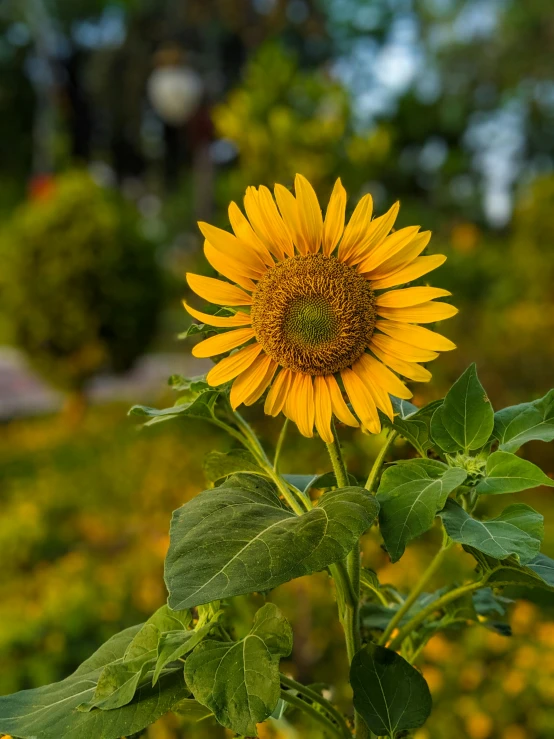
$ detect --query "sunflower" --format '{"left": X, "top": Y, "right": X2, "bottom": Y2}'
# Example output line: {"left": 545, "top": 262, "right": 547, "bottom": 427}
{"left": 184, "top": 174, "right": 457, "bottom": 442}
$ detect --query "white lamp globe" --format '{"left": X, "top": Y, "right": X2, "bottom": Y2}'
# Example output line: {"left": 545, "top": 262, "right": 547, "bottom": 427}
{"left": 147, "top": 64, "right": 203, "bottom": 126}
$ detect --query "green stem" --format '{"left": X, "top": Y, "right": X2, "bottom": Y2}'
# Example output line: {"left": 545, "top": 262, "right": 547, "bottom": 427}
{"left": 227, "top": 405, "right": 270, "bottom": 464}
{"left": 360, "top": 571, "right": 389, "bottom": 607}
{"left": 379, "top": 529, "right": 452, "bottom": 647}
{"left": 365, "top": 430, "right": 397, "bottom": 493}
{"left": 221, "top": 404, "right": 308, "bottom": 515}
{"left": 326, "top": 424, "right": 349, "bottom": 487}
{"left": 280, "top": 674, "right": 352, "bottom": 738}
{"left": 280, "top": 689, "right": 347, "bottom": 738}
{"left": 325, "top": 428, "right": 368, "bottom": 739}
{"left": 273, "top": 418, "right": 289, "bottom": 472}
{"left": 209, "top": 417, "right": 257, "bottom": 452}
{"left": 388, "top": 579, "right": 484, "bottom": 652}
{"left": 265, "top": 465, "right": 309, "bottom": 515}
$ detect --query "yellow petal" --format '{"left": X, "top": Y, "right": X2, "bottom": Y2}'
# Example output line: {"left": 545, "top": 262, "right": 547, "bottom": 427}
{"left": 357, "top": 225, "right": 420, "bottom": 274}
{"left": 287, "top": 372, "right": 314, "bottom": 438}
{"left": 341, "top": 368, "right": 381, "bottom": 434}
{"left": 365, "top": 231, "right": 431, "bottom": 279}
{"left": 338, "top": 193, "right": 373, "bottom": 263}
{"left": 183, "top": 301, "right": 252, "bottom": 328}
{"left": 204, "top": 241, "right": 258, "bottom": 292}
{"left": 230, "top": 353, "right": 276, "bottom": 409}
{"left": 352, "top": 356, "right": 394, "bottom": 421}
{"left": 314, "top": 376, "right": 334, "bottom": 443}
{"left": 325, "top": 375, "right": 359, "bottom": 427}
{"left": 258, "top": 186, "right": 295, "bottom": 258}
{"left": 228, "top": 201, "right": 274, "bottom": 266}
{"left": 192, "top": 328, "right": 256, "bottom": 358}
{"left": 371, "top": 333, "right": 439, "bottom": 362}
{"left": 376, "top": 320, "right": 456, "bottom": 352}
{"left": 323, "top": 178, "right": 346, "bottom": 256}
{"left": 187, "top": 273, "right": 252, "bottom": 306}
{"left": 198, "top": 221, "right": 267, "bottom": 275}
{"left": 377, "top": 301, "right": 458, "bottom": 324}
{"left": 345, "top": 201, "right": 400, "bottom": 266}
{"left": 264, "top": 368, "right": 293, "bottom": 416}
{"left": 244, "top": 187, "right": 285, "bottom": 260}
{"left": 207, "top": 343, "right": 263, "bottom": 385}
{"left": 355, "top": 353, "right": 412, "bottom": 400}
{"left": 369, "top": 254, "right": 446, "bottom": 290}
{"left": 370, "top": 344, "right": 432, "bottom": 382}
{"left": 244, "top": 358, "right": 278, "bottom": 406}
{"left": 274, "top": 184, "right": 305, "bottom": 254}
{"left": 376, "top": 287, "right": 451, "bottom": 308}
{"left": 295, "top": 174, "right": 323, "bottom": 254}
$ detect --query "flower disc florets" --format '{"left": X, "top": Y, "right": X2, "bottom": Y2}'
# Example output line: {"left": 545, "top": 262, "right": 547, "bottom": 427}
{"left": 251, "top": 254, "right": 376, "bottom": 375}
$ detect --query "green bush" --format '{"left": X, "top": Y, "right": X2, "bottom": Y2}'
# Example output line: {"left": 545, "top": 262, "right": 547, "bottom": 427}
{"left": 0, "top": 170, "right": 162, "bottom": 392}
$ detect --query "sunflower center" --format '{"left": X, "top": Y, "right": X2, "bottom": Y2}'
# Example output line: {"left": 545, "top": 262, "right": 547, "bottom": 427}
{"left": 251, "top": 254, "right": 376, "bottom": 375}
{"left": 283, "top": 296, "right": 340, "bottom": 346}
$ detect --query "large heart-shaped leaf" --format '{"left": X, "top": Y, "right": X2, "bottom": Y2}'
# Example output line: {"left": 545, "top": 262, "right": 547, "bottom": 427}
{"left": 185, "top": 604, "right": 292, "bottom": 736}
{"left": 439, "top": 499, "right": 543, "bottom": 564}
{"left": 476, "top": 450, "right": 554, "bottom": 495}
{"left": 493, "top": 389, "right": 554, "bottom": 453}
{"left": 351, "top": 644, "right": 432, "bottom": 738}
{"left": 435, "top": 364, "right": 494, "bottom": 451}
{"left": 377, "top": 459, "right": 467, "bottom": 562}
{"left": 0, "top": 627, "right": 187, "bottom": 739}
{"left": 165, "top": 474, "right": 379, "bottom": 610}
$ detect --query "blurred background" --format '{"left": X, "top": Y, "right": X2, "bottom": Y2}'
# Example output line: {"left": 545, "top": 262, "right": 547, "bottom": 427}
{"left": 1, "top": 0, "right": 554, "bottom": 737}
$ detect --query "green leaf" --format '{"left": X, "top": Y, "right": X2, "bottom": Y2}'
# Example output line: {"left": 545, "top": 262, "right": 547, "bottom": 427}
{"left": 168, "top": 374, "right": 210, "bottom": 393}
{"left": 282, "top": 473, "right": 319, "bottom": 492}
{"left": 473, "top": 588, "right": 511, "bottom": 617}
{"left": 124, "top": 605, "right": 192, "bottom": 661}
{"left": 73, "top": 625, "right": 142, "bottom": 676}
{"left": 165, "top": 474, "right": 379, "bottom": 610}
{"left": 0, "top": 627, "right": 187, "bottom": 739}
{"left": 391, "top": 397, "right": 420, "bottom": 418}
{"left": 385, "top": 399, "right": 443, "bottom": 456}
{"left": 203, "top": 450, "right": 267, "bottom": 483}
{"left": 351, "top": 644, "right": 432, "bottom": 738}
{"left": 185, "top": 604, "right": 292, "bottom": 736}
{"left": 477, "top": 552, "right": 554, "bottom": 591}
{"left": 525, "top": 553, "right": 554, "bottom": 586}
{"left": 439, "top": 499, "right": 543, "bottom": 564}
{"left": 79, "top": 604, "right": 193, "bottom": 712}
{"left": 377, "top": 459, "right": 467, "bottom": 562}
{"left": 430, "top": 404, "right": 461, "bottom": 452}
{"left": 172, "top": 698, "right": 213, "bottom": 722}
{"left": 476, "top": 450, "right": 554, "bottom": 495}
{"left": 493, "top": 389, "right": 554, "bottom": 453}
{"left": 153, "top": 625, "right": 213, "bottom": 686}
{"left": 438, "top": 364, "right": 495, "bottom": 451}
{"left": 177, "top": 322, "right": 208, "bottom": 339}
{"left": 287, "top": 471, "right": 359, "bottom": 491}
{"left": 79, "top": 656, "right": 155, "bottom": 712}
{"left": 129, "top": 391, "right": 220, "bottom": 427}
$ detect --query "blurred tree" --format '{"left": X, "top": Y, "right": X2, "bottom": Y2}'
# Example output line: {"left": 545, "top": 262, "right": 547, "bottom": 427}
{"left": 213, "top": 41, "right": 392, "bottom": 200}
{"left": 0, "top": 170, "right": 162, "bottom": 419}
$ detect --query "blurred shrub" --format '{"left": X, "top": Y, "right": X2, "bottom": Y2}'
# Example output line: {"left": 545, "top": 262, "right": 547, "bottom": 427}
{"left": 0, "top": 170, "right": 162, "bottom": 393}
{"left": 213, "top": 42, "right": 392, "bottom": 199}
